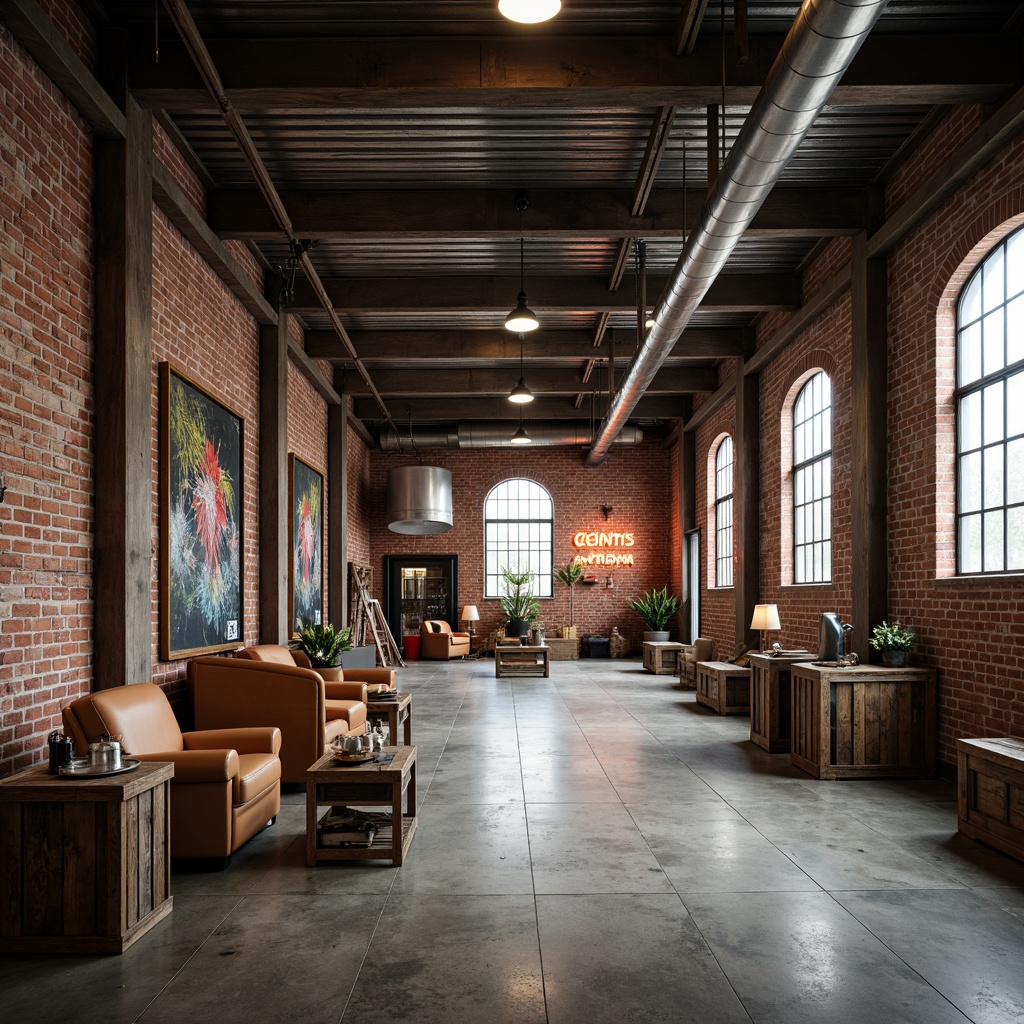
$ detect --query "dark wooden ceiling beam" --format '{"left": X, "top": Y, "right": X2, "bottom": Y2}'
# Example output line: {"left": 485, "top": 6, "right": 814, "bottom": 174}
{"left": 338, "top": 366, "right": 718, "bottom": 397}
{"left": 675, "top": 0, "right": 711, "bottom": 56}
{"left": 128, "top": 35, "right": 1017, "bottom": 109}
{"left": 352, "top": 395, "right": 685, "bottom": 422}
{"left": 207, "top": 186, "right": 865, "bottom": 241}
{"left": 305, "top": 327, "right": 745, "bottom": 362}
{"left": 288, "top": 273, "right": 800, "bottom": 315}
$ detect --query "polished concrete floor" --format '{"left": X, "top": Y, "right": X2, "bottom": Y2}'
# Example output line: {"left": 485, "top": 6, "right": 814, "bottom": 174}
{"left": 4, "top": 656, "right": 1024, "bottom": 1023}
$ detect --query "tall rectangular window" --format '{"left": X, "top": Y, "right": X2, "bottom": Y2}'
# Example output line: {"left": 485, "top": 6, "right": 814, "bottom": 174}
{"left": 715, "top": 436, "right": 733, "bottom": 587}
{"left": 793, "top": 371, "right": 833, "bottom": 584}
{"left": 484, "top": 479, "right": 553, "bottom": 597}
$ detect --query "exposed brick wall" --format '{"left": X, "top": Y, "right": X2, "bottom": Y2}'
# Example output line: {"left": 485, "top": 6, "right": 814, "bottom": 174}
{"left": 366, "top": 442, "right": 673, "bottom": 651}
{"left": 0, "top": 25, "right": 94, "bottom": 776}
{"left": 346, "top": 419, "right": 373, "bottom": 574}
{"left": 36, "top": 0, "right": 95, "bottom": 68}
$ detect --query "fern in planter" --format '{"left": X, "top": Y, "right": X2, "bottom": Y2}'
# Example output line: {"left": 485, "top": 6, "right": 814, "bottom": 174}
{"left": 499, "top": 567, "right": 539, "bottom": 635}
{"left": 868, "top": 620, "right": 915, "bottom": 666}
{"left": 553, "top": 559, "right": 584, "bottom": 628}
{"left": 627, "top": 586, "right": 680, "bottom": 634}
{"left": 293, "top": 623, "right": 352, "bottom": 668}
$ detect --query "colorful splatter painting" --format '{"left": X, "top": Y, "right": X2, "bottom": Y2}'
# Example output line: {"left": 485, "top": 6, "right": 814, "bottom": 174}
{"left": 289, "top": 455, "right": 323, "bottom": 633}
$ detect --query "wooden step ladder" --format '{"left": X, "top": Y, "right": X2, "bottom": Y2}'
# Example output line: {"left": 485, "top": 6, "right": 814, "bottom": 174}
{"left": 349, "top": 563, "right": 405, "bottom": 667}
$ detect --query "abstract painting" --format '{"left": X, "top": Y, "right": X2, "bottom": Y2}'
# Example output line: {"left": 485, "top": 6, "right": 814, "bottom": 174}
{"left": 159, "top": 362, "right": 243, "bottom": 660}
{"left": 289, "top": 454, "right": 323, "bottom": 633}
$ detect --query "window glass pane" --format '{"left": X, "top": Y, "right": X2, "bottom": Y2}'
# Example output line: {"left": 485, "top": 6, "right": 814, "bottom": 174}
{"left": 1007, "top": 294, "right": 1024, "bottom": 366}
{"left": 1008, "top": 506, "right": 1024, "bottom": 571}
{"left": 1008, "top": 230, "right": 1024, "bottom": 299}
{"left": 984, "top": 382, "right": 1005, "bottom": 445}
{"left": 983, "top": 445, "right": 1004, "bottom": 509}
{"left": 959, "top": 451, "right": 982, "bottom": 512}
{"left": 984, "top": 510, "right": 1005, "bottom": 572}
{"left": 959, "top": 391, "right": 982, "bottom": 450}
{"left": 1008, "top": 372, "right": 1024, "bottom": 439}
{"left": 983, "top": 310, "right": 1006, "bottom": 377}
{"left": 960, "top": 514, "right": 982, "bottom": 573}
{"left": 822, "top": 456, "right": 832, "bottom": 497}
{"left": 984, "top": 243, "right": 1005, "bottom": 313}
{"left": 958, "top": 321, "right": 982, "bottom": 386}
{"left": 1008, "top": 439, "right": 1024, "bottom": 505}
{"left": 960, "top": 271, "right": 982, "bottom": 325}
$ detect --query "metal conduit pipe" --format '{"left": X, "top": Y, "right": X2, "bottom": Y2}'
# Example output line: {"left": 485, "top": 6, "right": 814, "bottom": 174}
{"left": 379, "top": 423, "right": 645, "bottom": 451}
{"left": 585, "top": 0, "right": 890, "bottom": 466}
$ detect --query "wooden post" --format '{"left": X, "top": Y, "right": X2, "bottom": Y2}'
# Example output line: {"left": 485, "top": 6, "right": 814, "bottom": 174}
{"left": 328, "top": 370, "right": 349, "bottom": 628}
{"left": 707, "top": 104, "right": 719, "bottom": 194}
{"left": 850, "top": 231, "right": 888, "bottom": 657}
{"left": 94, "top": 33, "right": 152, "bottom": 687}
{"left": 735, "top": 349, "right": 759, "bottom": 650}
{"left": 258, "top": 278, "right": 289, "bottom": 642}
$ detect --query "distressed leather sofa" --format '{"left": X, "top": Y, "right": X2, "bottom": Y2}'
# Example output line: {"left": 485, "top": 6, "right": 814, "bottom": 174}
{"left": 420, "top": 620, "right": 471, "bottom": 659}
{"left": 63, "top": 682, "right": 281, "bottom": 862}
{"left": 189, "top": 650, "right": 376, "bottom": 783}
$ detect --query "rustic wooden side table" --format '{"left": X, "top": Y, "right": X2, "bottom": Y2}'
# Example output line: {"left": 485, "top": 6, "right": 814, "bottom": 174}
{"left": 366, "top": 692, "right": 413, "bottom": 745}
{"left": 748, "top": 652, "right": 812, "bottom": 752}
{"left": 495, "top": 644, "right": 550, "bottom": 678}
{"left": 957, "top": 737, "right": 1024, "bottom": 863}
{"left": 696, "top": 661, "right": 752, "bottom": 715}
{"left": 0, "top": 760, "right": 174, "bottom": 953}
{"left": 642, "top": 641, "right": 685, "bottom": 675}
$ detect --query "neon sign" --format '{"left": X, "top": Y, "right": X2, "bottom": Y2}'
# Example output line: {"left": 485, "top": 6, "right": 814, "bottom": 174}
{"left": 571, "top": 530, "right": 635, "bottom": 566}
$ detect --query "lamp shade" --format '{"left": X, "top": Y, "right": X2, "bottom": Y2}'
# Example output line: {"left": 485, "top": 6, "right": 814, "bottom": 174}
{"left": 505, "top": 293, "right": 539, "bottom": 332}
{"left": 750, "top": 603, "right": 781, "bottom": 631}
{"left": 508, "top": 376, "right": 534, "bottom": 403}
{"left": 498, "top": 0, "right": 561, "bottom": 24}
{"left": 509, "top": 423, "right": 532, "bottom": 445}
{"left": 461, "top": 605, "right": 480, "bottom": 623}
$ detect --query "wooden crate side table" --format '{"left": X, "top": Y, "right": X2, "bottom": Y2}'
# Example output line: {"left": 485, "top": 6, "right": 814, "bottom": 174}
{"left": 546, "top": 637, "right": 580, "bottom": 661}
{"left": 790, "top": 663, "right": 937, "bottom": 780}
{"left": 748, "top": 652, "right": 811, "bottom": 752}
{"left": 495, "top": 644, "right": 550, "bottom": 678}
{"left": 305, "top": 746, "right": 417, "bottom": 866}
{"left": 957, "top": 737, "right": 1024, "bottom": 863}
{"left": 696, "top": 661, "right": 751, "bottom": 715}
{"left": 642, "top": 641, "right": 685, "bottom": 675}
{"left": 366, "top": 693, "right": 413, "bottom": 745}
{"left": 0, "top": 761, "right": 174, "bottom": 954}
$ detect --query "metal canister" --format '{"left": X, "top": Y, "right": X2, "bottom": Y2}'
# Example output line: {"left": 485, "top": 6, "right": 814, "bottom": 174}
{"left": 89, "top": 739, "right": 122, "bottom": 770}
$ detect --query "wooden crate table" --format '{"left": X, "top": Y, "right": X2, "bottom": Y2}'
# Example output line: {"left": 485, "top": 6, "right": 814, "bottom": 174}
{"left": 366, "top": 692, "right": 413, "bottom": 746}
{"left": 957, "top": 737, "right": 1024, "bottom": 863}
{"left": 306, "top": 746, "right": 417, "bottom": 867}
{"left": 546, "top": 636, "right": 580, "bottom": 661}
{"left": 643, "top": 641, "right": 685, "bottom": 675}
{"left": 0, "top": 760, "right": 173, "bottom": 954}
{"left": 696, "top": 661, "right": 752, "bottom": 715}
{"left": 790, "top": 663, "right": 937, "bottom": 780}
{"left": 495, "top": 644, "right": 550, "bottom": 678}
{"left": 748, "top": 651, "right": 812, "bottom": 752}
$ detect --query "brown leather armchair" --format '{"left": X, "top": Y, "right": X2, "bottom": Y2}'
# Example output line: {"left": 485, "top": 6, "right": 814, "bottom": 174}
{"left": 421, "top": 620, "right": 471, "bottom": 659}
{"left": 189, "top": 652, "right": 369, "bottom": 783}
{"left": 680, "top": 637, "right": 716, "bottom": 684}
{"left": 63, "top": 683, "right": 281, "bottom": 862}
{"left": 238, "top": 643, "right": 396, "bottom": 694}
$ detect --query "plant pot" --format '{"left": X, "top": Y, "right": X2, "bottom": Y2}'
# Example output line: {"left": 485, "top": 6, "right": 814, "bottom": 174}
{"left": 881, "top": 650, "right": 908, "bottom": 667}
{"left": 643, "top": 630, "right": 670, "bottom": 643}
{"left": 509, "top": 617, "right": 531, "bottom": 638}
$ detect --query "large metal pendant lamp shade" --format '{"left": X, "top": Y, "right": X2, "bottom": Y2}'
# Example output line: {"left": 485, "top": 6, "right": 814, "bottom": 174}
{"left": 386, "top": 465, "right": 453, "bottom": 535}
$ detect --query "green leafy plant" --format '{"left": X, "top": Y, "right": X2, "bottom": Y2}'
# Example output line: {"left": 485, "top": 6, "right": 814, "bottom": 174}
{"left": 293, "top": 622, "right": 352, "bottom": 668}
{"left": 499, "top": 567, "right": 540, "bottom": 625}
{"left": 627, "top": 586, "right": 680, "bottom": 632}
{"left": 868, "top": 620, "right": 915, "bottom": 652}
{"left": 553, "top": 559, "right": 584, "bottom": 626}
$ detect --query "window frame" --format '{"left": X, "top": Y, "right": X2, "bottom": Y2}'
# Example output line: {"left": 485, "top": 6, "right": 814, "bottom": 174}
{"left": 483, "top": 478, "right": 554, "bottom": 599}
{"left": 714, "top": 436, "right": 734, "bottom": 588}
{"left": 791, "top": 370, "right": 833, "bottom": 585}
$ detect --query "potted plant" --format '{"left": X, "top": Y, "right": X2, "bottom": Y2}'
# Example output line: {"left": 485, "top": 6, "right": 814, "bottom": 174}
{"left": 553, "top": 559, "right": 584, "bottom": 634}
{"left": 499, "top": 566, "right": 539, "bottom": 638}
{"left": 868, "top": 620, "right": 915, "bottom": 667}
{"left": 292, "top": 622, "right": 352, "bottom": 669}
{"left": 627, "top": 586, "right": 680, "bottom": 642}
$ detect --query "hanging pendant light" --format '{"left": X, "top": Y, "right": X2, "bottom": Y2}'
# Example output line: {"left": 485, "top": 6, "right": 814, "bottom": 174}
{"left": 505, "top": 193, "right": 539, "bottom": 332}
{"left": 510, "top": 408, "right": 532, "bottom": 445}
{"left": 498, "top": 0, "right": 561, "bottom": 25}
{"left": 508, "top": 332, "right": 534, "bottom": 404}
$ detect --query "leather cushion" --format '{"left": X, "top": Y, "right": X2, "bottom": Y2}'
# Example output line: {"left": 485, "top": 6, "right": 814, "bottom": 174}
{"left": 235, "top": 752, "right": 281, "bottom": 805}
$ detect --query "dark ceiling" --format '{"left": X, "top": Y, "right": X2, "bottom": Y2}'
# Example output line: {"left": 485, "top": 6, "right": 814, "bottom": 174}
{"left": 95, "top": 0, "right": 1024, "bottom": 446}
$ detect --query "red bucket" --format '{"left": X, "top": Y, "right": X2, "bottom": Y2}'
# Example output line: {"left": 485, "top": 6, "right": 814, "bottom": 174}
{"left": 403, "top": 634, "right": 421, "bottom": 660}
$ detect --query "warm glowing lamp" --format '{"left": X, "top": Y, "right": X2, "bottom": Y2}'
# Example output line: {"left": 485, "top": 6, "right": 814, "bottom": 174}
{"left": 461, "top": 605, "right": 480, "bottom": 638}
{"left": 750, "top": 603, "right": 781, "bottom": 652}
{"left": 498, "top": 0, "right": 561, "bottom": 24}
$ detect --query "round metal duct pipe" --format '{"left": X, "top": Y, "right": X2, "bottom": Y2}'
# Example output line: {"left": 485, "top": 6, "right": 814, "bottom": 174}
{"left": 386, "top": 465, "right": 453, "bottom": 535}
{"left": 585, "top": 0, "right": 890, "bottom": 465}
{"left": 379, "top": 423, "right": 644, "bottom": 451}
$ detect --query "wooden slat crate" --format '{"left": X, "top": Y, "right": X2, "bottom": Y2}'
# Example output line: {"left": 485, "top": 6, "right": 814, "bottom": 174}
{"left": 546, "top": 637, "right": 579, "bottom": 660}
{"left": 696, "top": 661, "right": 751, "bottom": 715}
{"left": 957, "top": 737, "right": 1024, "bottom": 863}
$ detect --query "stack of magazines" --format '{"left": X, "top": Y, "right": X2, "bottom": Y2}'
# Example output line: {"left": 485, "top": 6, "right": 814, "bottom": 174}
{"left": 318, "top": 806, "right": 390, "bottom": 847}
{"left": 372, "top": 689, "right": 400, "bottom": 701}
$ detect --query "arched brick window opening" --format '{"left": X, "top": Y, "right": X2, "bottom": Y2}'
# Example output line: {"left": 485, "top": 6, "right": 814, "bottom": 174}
{"left": 483, "top": 478, "right": 553, "bottom": 598}
{"left": 705, "top": 433, "right": 732, "bottom": 589}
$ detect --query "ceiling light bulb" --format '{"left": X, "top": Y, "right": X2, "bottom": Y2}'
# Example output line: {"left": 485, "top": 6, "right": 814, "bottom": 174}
{"left": 505, "top": 293, "right": 539, "bottom": 332}
{"left": 508, "top": 377, "right": 534, "bottom": 404}
{"left": 645, "top": 314, "right": 656, "bottom": 329}
{"left": 498, "top": 0, "right": 561, "bottom": 24}
{"left": 510, "top": 424, "right": 532, "bottom": 445}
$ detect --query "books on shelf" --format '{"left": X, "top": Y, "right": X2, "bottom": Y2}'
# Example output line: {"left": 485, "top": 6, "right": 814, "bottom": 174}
{"left": 318, "top": 805, "right": 391, "bottom": 847}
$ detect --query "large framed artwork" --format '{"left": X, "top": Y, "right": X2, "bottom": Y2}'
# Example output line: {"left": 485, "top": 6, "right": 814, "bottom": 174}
{"left": 289, "top": 454, "right": 324, "bottom": 633}
{"left": 159, "top": 362, "right": 244, "bottom": 660}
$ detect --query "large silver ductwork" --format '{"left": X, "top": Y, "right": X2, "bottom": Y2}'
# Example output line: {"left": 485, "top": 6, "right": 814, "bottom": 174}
{"left": 380, "top": 423, "right": 645, "bottom": 451}
{"left": 386, "top": 465, "right": 453, "bottom": 534}
{"left": 586, "top": 0, "right": 890, "bottom": 465}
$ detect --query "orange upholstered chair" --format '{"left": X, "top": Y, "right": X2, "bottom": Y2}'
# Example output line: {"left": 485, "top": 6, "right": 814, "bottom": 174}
{"left": 420, "top": 620, "right": 471, "bottom": 659}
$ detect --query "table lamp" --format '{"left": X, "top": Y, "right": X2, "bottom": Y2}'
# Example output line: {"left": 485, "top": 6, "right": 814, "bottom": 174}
{"left": 461, "top": 604, "right": 480, "bottom": 638}
{"left": 750, "top": 603, "right": 781, "bottom": 652}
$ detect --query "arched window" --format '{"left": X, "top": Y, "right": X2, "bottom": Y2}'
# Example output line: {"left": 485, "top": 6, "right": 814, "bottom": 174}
{"left": 714, "top": 436, "right": 733, "bottom": 587}
{"left": 484, "top": 478, "right": 553, "bottom": 598}
{"left": 956, "top": 228, "right": 1024, "bottom": 574}
{"left": 793, "top": 371, "right": 832, "bottom": 583}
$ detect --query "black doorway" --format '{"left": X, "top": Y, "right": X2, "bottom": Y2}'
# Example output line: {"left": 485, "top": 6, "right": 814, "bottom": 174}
{"left": 383, "top": 555, "right": 459, "bottom": 642}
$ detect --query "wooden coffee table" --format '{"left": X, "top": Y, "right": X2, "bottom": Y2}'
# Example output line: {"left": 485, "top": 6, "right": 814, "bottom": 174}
{"left": 366, "top": 692, "right": 412, "bottom": 745}
{"left": 305, "top": 746, "right": 417, "bottom": 866}
{"left": 495, "top": 643, "right": 550, "bottom": 678}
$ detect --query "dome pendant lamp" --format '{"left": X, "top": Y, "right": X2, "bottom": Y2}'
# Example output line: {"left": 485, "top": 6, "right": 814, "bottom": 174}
{"left": 498, "top": 0, "right": 561, "bottom": 25}
{"left": 505, "top": 193, "right": 539, "bottom": 333}
{"left": 510, "top": 408, "right": 532, "bottom": 445}
{"left": 508, "top": 332, "right": 534, "bottom": 404}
